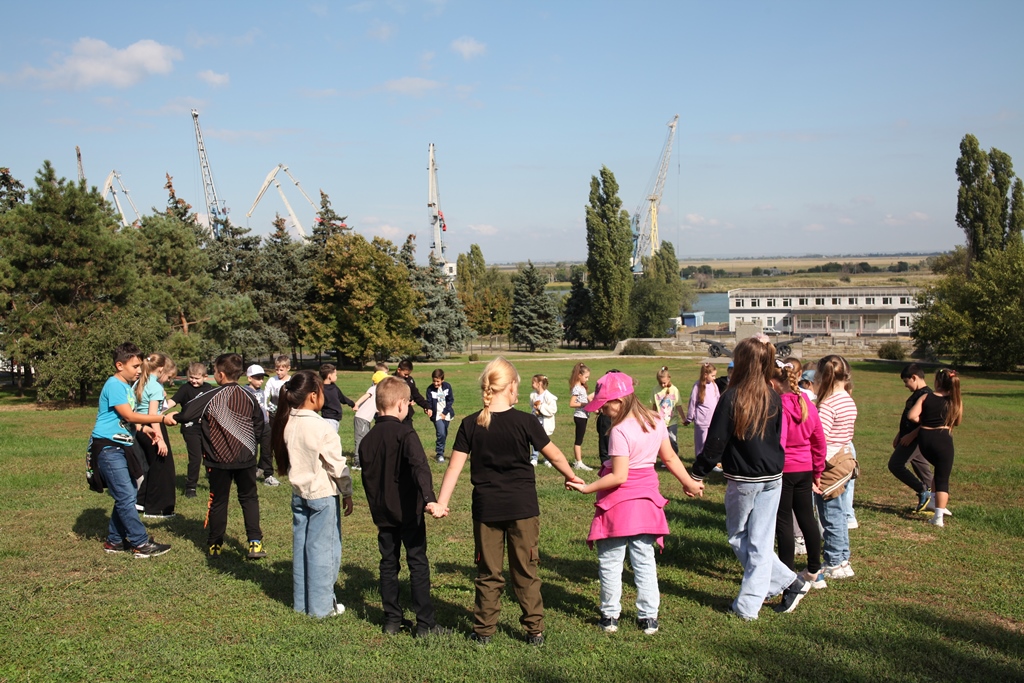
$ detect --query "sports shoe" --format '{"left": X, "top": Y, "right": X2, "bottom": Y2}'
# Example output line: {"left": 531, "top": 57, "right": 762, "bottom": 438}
{"left": 436, "top": 455, "right": 446, "bottom": 464}
{"left": 598, "top": 616, "right": 619, "bottom": 633}
{"left": 530, "top": 458, "right": 538, "bottom": 467}
{"left": 823, "top": 560, "right": 854, "bottom": 580}
{"left": 774, "top": 576, "right": 811, "bottom": 613}
{"left": 103, "top": 539, "right": 129, "bottom": 554}
{"left": 416, "top": 624, "right": 453, "bottom": 638}
{"left": 469, "top": 632, "right": 492, "bottom": 646}
{"left": 185, "top": 488, "right": 197, "bottom": 499}
{"left": 383, "top": 619, "right": 414, "bottom": 635}
{"left": 208, "top": 543, "right": 222, "bottom": 557}
{"left": 925, "top": 498, "right": 952, "bottom": 516}
{"left": 712, "top": 465, "right": 724, "bottom": 473}
{"left": 800, "top": 569, "right": 827, "bottom": 590}
{"left": 915, "top": 490, "right": 932, "bottom": 513}
{"left": 525, "top": 632, "right": 545, "bottom": 646}
{"left": 143, "top": 512, "right": 176, "bottom": 519}
{"left": 793, "top": 537, "right": 807, "bottom": 556}
{"left": 637, "top": 618, "right": 659, "bottom": 635}
{"left": 330, "top": 602, "right": 345, "bottom": 617}
{"left": 247, "top": 540, "right": 267, "bottom": 559}
{"left": 543, "top": 459, "right": 553, "bottom": 468}
{"left": 131, "top": 540, "right": 171, "bottom": 558}
{"left": 847, "top": 518, "right": 859, "bottom": 530}
{"left": 573, "top": 461, "right": 594, "bottom": 471}
{"left": 264, "top": 475, "right": 281, "bottom": 487}
{"left": 727, "top": 608, "right": 755, "bottom": 622}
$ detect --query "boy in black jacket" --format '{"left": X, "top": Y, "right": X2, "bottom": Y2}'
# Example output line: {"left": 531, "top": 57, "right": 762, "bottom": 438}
{"left": 320, "top": 363, "right": 355, "bottom": 434}
{"left": 178, "top": 353, "right": 267, "bottom": 559}
{"left": 358, "top": 377, "right": 446, "bottom": 637}
{"left": 887, "top": 364, "right": 935, "bottom": 512}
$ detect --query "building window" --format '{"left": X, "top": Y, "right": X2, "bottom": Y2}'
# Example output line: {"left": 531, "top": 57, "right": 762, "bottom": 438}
{"left": 782, "top": 298, "right": 791, "bottom": 306}
{"left": 865, "top": 297, "right": 875, "bottom": 305}
{"left": 767, "top": 317, "right": 776, "bottom": 327}
{"left": 782, "top": 317, "right": 791, "bottom": 327}
{"left": 815, "top": 297, "right": 825, "bottom": 305}
{"left": 831, "top": 297, "right": 841, "bottom": 305}
{"left": 734, "top": 299, "right": 744, "bottom": 308}
{"left": 798, "top": 298, "right": 808, "bottom": 306}
{"left": 882, "top": 297, "right": 892, "bottom": 305}
{"left": 899, "top": 316, "right": 910, "bottom": 327}
{"left": 848, "top": 297, "right": 857, "bottom": 305}
{"left": 900, "top": 296, "right": 913, "bottom": 305}
{"left": 767, "top": 299, "right": 776, "bottom": 307}
{"left": 736, "top": 316, "right": 744, "bottom": 322}
{"left": 750, "top": 299, "right": 760, "bottom": 307}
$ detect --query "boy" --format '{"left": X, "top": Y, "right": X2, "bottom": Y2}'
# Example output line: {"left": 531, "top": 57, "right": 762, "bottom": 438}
{"left": 260, "top": 355, "right": 291, "bottom": 485}
{"left": 358, "top": 377, "right": 446, "bottom": 637}
{"left": 245, "top": 364, "right": 278, "bottom": 487}
{"left": 352, "top": 368, "right": 389, "bottom": 469}
{"left": 179, "top": 353, "right": 268, "bottom": 559}
{"left": 887, "top": 364, "right": 935, "bottom": 511}
{"left": 394, "top": 359, "right": 430, "bottom": 425}
{"left": 426, "top": 369, "right": 454, "bottom": 463}
{"left": 320, "top": 363, "right": 356, "bottom": 434}
{"left": 90, "top": 342, "right": 176, "bottom": 558}
{"left": 165, "top": 362, "right": 211, "bottom": 499}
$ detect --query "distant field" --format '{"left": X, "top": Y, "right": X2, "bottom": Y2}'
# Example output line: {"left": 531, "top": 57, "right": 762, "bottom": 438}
{"left": 677, "top": 255, "right": 935, "bottom": 271}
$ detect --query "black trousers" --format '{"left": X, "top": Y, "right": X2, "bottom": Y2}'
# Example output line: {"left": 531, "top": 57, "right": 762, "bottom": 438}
{"left": 887, "top": 442, "right": 934, "bottom": 494}
{"left": 918, "top": 429, "right": 955, "bottom": 494}
{"left": 377, "top": 519, "right": 435, "bottom": 629}
{"left": 182, "top": 427, "right": 204, "bottom": 490}
{"left": 776, "top": 471, "right": 822, "bottom": 573}
{"left": 206, "top": 466, "right": 262, "bottom": 546}
{"left": 257, "top": 429, "right": 274, "bottom": 475}
{"left": 136, "top": 425, "right": 176, "bottom": 515}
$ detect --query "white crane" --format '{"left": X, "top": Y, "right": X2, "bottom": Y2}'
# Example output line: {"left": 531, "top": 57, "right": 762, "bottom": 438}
{"left": 427, "top": 143, "right": 456, "bottom": 279}
{"left": 246, "top": 164, "right": 319, "bottom": 237}
{"left": 191, "top": 109, "right": 228, "bottom": 236}
{"left": 76, "top": 146, "right": 85, "bottom": 183}
{"left": 101, "top": 170, "right": 142, "bottom": 228}
{"left": 631, "top": 114, "right": 679, "bottom": 273}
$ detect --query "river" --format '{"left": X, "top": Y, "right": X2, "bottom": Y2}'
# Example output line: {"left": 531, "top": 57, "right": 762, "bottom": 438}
{"left": 694, "top": 292, "right": 729, "bottom": 323}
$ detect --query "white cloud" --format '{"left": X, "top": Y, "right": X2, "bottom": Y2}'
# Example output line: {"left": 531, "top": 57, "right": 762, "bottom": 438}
{"left": 882, "top": 214, "right": 905, "bottom": 227}
{"left": 198, "top": 69, "right": 230, "bottom": 87}
{"left": 468, "top": 223, "right": 498, "bottom": 236}
{"left": 684, "top": 213, "right": 706, "bottom": 226}
{"left": 451, "top": 36, "right": 486, "bottom": 60}
{"left": 20, "top": 38, "right": 182, "bottom": 89}
{"left": 380, "top": 76, "right": 441, "bottom": 96}
{"left": 908, "top": 211, "right": 929, "bottom": 221}
{"left": 368, "top": 21, "right": 395, "bottom": 41}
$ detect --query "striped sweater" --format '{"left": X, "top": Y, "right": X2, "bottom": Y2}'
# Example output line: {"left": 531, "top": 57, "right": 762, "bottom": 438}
{"left": 817, "top": 390, "right": 857, "bottom": 455}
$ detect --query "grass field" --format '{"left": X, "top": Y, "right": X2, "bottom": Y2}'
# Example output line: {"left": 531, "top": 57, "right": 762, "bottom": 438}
{"left": 1, "top": 357, "right": 1022, "bottom": 682}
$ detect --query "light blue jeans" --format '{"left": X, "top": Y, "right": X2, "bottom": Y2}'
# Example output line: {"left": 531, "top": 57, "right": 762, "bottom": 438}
{"left": 292, "top": 493, "right": 342, "bottom": 618}
{"left": 324, "top": 419, "right": 340, "bottom": 434}
{"left": 842, "top": 442, "right": 857, "bottom": 522}
{"left": 725, "top": 478, "right": 797, "bottom": 620}
{"left": 97, "top": 446, "right": 149, "bottom": 548}
{"left": 596, "top": 535, "right": 660, "bottom": 620}
{"left": 814, "top": 492, "right": 851, "bottom": 567}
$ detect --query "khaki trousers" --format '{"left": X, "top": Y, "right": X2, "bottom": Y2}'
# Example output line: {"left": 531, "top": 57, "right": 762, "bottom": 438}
{"left": 473, "top": 516, "right": 544, "bottom": 636}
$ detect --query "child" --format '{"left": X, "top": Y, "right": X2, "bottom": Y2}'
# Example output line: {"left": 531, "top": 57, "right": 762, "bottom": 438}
{"left": 134, "top": 353, "right": 178, "bottom": 518}
{"left": 271, "top": 370, "right": 352, "bottom": 618}
{"left": 568, "top": 363, "right": 595, "bottom": 471}
{"left": 529, "top": 374, "right": 558, "bottom": 467}
{"left": 813, "top": 355, "right": 858, "bottom": 579}
{"left": 568, "top": 372, "right": 704, "bottom": 634}
{"left": 692, "top": 337, "right": 813, "bottom": 619}
{"left": 715, "top": 361, "right": 733, "bottom": 394}
{"left": 426, "top": 369, "right": 455, "bottom": 464}
{"left": 243, "top": 364, "right": 279, "bottom": 488}
{"left": 395, "top": 359, "right": 431, "bottom": 425}
{"left": 887, "top": 364, "right": 936, "bottom": 512}
{"left": 179, "top": 353, "right": 268, "bottom": 559}
{"left": 89, "top": 342, "right": 176, "bottom": 557}
{"left": 353, "top": 368, "right": 389, "bottom": 468}
{"left": 320, "top": 363, "right": 356, "bottom": 435}
{"left": 264, "top": 354, "right": 291, "bottom": 423}
{"left": 907, "top": 368, "right": 962, "bottom": 527}
{"left": 165, "top": 362, "right": 212, "bottom": 499}
{"left": 359, "top": 377, "right": 447, "bottom": 636}
{"left": 773, "top": 358, "right": 827, "bottom": 586}
{"left": 684, "top": 363, "right": 720, "bottom": 460}
{"left": 434, "top": 357, "right": 583, "bottom": 646}
{"left": 652, "top": 367, "right": 683, "bottom": 455}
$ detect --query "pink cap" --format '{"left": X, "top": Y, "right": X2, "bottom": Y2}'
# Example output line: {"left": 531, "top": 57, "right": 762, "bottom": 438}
{"left": 585, "top": 372, "right": 635, "bottom": 412}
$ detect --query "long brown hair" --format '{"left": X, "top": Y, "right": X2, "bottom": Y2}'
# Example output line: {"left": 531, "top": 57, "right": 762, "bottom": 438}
{"left": 934, "top": 368, "right": 963, "bottom": 428}
{"left": 271, "top": 370, "right": 324, "bottom": 475}
{"left": 814, "top": 355, "right": 849, "bottom": 408}
{"left": 696, "top": 362, "right": 716, "bottom": 405}
{"left": 728, "top": 337, "right": 777, "bottom": 439}
{"left": 477, "top": 357, "right": 519, "bottom": 429}
{"left": 774, "top": 356, "right": 808, "bottom": 421}
{"left": 569, "top": 362, "right": 590, "bottom": 391}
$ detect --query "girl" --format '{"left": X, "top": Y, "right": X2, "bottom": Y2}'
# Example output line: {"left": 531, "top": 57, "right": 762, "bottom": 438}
{"left": 272, "top": 370, "right": 353, "bottom": 618}
{"left": 814, "top": 355, "right": 858, "bottom": 580}
{"left": 652, "top": 367, "right": 683, "bottom": 454}
{"left": 907, "top": 368, "right": 962, "bottom": 527}
{"left": 569, "top": 372, "right": 704, "bottom": 634}
{"left": 529, "top": 374, "right": 558, "bottom": 467}
{"left": 773, "top": 357, "right": 827, "bottom": 587}
{"left": 435, "top": 358, "right": 581, "bottom": 646}
{"left": 684, "top": 363, "right": 720, "bottom": 459}
{"left": 134, "top": 353, "right": 177, "bottom": 518}
{"left": 691, "top": 337, "right": 812, "bottom": 619}
{"left": 568, "top": 363, "right": 595, "bottom": 471}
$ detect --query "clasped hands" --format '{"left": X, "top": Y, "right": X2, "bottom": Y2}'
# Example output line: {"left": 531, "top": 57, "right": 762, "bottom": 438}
{"left": 425, "top": 502, "right": 449, "bottom": 518}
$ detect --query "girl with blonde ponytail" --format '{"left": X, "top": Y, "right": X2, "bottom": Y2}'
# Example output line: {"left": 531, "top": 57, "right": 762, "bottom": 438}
{"left": 134, "top": 352, "right": 178, "bottom": 518}
{"left": 435, "top": 357, "right": 583, "bottom": 645}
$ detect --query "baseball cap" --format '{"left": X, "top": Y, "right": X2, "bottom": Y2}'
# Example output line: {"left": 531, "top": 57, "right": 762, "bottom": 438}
{"left": 584, "top": 372, "right": 635, "bottom": 412}
{"left": 801, "top": 369, "right": 816, "bottom": 383}
{"left": 246, "top": 364, "right": 266, "bottom": 378}
{"left": 371, "top": 370, "right": 388, "bottom": 385}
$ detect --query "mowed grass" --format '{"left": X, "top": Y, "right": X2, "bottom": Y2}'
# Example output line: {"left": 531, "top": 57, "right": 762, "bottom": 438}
{"left": 1, "top": 358, "right": 1022, "bottom": 682}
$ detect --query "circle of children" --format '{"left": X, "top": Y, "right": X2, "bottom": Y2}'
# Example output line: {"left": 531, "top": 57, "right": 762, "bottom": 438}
{"left": 87, "top": 333, "right": 962, "bottom": 640}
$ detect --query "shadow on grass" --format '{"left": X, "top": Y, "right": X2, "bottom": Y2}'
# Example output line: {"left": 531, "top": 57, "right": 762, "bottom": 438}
{"left": 73, "top": 507, "right": 111, "bottom": 540}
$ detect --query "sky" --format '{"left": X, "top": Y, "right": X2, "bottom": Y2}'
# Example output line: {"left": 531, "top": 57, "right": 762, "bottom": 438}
{"left": 2, "top": 1, "right": 1023, "bottom": 265}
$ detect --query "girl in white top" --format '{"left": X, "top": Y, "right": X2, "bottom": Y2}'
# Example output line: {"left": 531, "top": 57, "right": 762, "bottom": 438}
{"left": 568, "top": 362, "right": 595, "bottom": 471}
{"left": 530, "top": 374, "right": 558, "bottom": 467}
{"left": 271, "top": 370, "right": 353, "bottom": 618}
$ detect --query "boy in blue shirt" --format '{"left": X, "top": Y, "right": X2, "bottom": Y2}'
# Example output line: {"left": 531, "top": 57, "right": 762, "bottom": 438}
{"left": 90, "top": 342, "right": 176, "bottom": 558}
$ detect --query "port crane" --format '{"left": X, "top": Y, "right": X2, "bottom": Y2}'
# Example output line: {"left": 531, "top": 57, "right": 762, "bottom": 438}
{"left": 630, "top": 114, "right": 679, "bottom": 274}
{"left": 246, "top": 164, "right": 319, "bottom": 237}
{"left": 191, "top": 109, "right": 228, "bottom": 236}
{"left": 427, "top": 143, "right": 456, "bottom": 279}
{"left": 101, "top": 170, "right": 142, "bottom": 228}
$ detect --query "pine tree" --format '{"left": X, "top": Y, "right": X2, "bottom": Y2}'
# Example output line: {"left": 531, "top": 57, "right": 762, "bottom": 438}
{"left": 309, "top": 190, "right": 350, "bottom": 249}
{"left": 403, "top": 236, "right": 473, "bottom": 359}
{"left": 0, "top": 167, "right": 26, "bottom": 214}
{"left": 251, "top": 215, "right": 310, "bottom": 356}
{"left": 562, "top": 265, "right": 595, "bottom": 347}
{"left": 510, "top": 261, "right": 562, "bottom": 352}
{"left": 585, "top": 166, "right": 633, "bottom": 345}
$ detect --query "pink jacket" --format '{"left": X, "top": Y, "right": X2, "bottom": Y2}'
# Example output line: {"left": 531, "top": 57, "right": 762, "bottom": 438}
{"left": 587, "top": 465, "right": 669, "bottom": 548}
{"left": 780, "top": 393, "right": 827, "bottom": 477}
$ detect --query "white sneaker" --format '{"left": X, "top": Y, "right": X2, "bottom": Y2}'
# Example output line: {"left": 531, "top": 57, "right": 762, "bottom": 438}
{"left": 531, "top": 458, "right": 538, "bottom": 467}
{"left": 255, "top": 468, "right": 265, "bottom": 480}
{"left": 544, "top": 459, "right": 553, "bottom": 467}
{"left": 823, "top": 561, "right": 855, "bottom": 580}
{"left": 847, "top": 518, "right": 859, "bottom": 530}
{"left": 573, "top": 461, "right": 593, "bottom": 471}
{"left": 800, "top": 569, "right": 828, "bottom": 590}
{"left": 793, "top": 537, "right": 807, "bottom": 556}
{"left": 264, "top": 475, "right": 281, "bottom": 487}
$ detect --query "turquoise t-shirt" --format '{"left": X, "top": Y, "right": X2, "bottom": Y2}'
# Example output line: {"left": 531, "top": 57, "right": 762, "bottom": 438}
{"left": 135, "top": 374, "right": 165, "bottom": 414}
{"left": 92, "top": 375, "right": 136, "bottom": 444}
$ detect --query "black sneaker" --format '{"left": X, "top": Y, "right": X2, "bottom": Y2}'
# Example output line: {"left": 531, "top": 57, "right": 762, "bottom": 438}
{"left": 915, "top": 490, "right": 932, "bottom": 513}
{"left": 416, "top": 624, "right": 453, "bottom": 638}
{"left": 185, "top": 488, "right": 197, "bottom": 499}
{"left": 131, "top": 540, "right": 171, "bottom": 558}
{"left": 103, "top": 539, "right": 128, "bottom": 554}
{"left": 598, "top": 616, "right": 619, "bottom": 633}
{"left": 774, "top": 576, "right": 811, "bottom": 613}
{"left": 637, "top": 618, "right": 659, "bottom": 634}
{"left": 383, "top": 619, "right": 414, "bottom": 635}
{"left": 525, "top": 632, "right": 545, "bottom": 646}
{"left": 469, "top": 632, "right": 492, "bottom": 646}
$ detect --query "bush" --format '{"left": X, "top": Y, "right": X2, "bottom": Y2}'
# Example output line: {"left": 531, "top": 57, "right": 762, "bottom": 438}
{"left": 468, "top": 353, "right": 480, "bottom": 362}
{"left": 620, "top": 340, "right": 656, "bottom": 356}
{"left": 878, "top": 341, "right": 906, "bottom": 361}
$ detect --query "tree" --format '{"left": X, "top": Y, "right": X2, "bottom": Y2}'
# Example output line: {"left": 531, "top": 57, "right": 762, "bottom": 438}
{"left": 309, "top": 190, "right": 350, "bottom": 249}
{"left": 956, "top": 133, "right": 1024, "bottom": 266}
{"left": 0, "top": 167, "right": 26, "bottom": 214}
{"left": 251, "top": 215, "right": 310, "bottom": 356}
{"left": 585, "top": 166, "right": 633, "bottom": 345}
{"left": 510, "top": 261, "right": 562, "bottom": 352}
{"left": 562, "top": 265, "right": 595, "bottom": 347}
{"left": 629, "top": 241, "right": 693, "bottom": 337}
{"left": 454, "top": 244, "right": 512, "bottom": 339}
{"left": 403, "top": 236, "right": 473, "bottom": 360}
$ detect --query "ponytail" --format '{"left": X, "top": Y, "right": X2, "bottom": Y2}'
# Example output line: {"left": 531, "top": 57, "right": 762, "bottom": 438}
{"left": 935, "top": 368, "right": 963, "bottom": 429}
{"left": 271, "top": 370, "right": 324, "bottom": 475}
{"left": 135, "top": 352, "right": 170, "bottom": 404}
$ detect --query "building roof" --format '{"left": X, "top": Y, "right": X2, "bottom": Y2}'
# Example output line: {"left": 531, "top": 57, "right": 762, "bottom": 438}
{"left": 728, "top": 286, "right": 918, "bottom": 297}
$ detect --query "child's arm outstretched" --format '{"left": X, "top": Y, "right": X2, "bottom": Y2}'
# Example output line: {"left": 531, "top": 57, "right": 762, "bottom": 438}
{"left": 567, "top": 454, "right": 628, "bottom": 494}
{"left": 658, "top": 438, "right": 704, "bottom": 498}
{"left": 539, "top": 441, "right": 584, "bottom": 486}
{"left": 434, "top": 449, "right": 469, "bottom": 517}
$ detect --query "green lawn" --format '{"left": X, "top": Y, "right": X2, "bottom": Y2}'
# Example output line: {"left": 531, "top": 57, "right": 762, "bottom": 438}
{"left": 1, "top": 359, "right": 1022, "bottom": 682}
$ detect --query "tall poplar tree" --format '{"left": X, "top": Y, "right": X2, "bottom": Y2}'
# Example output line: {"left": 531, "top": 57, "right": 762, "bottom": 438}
{"left": 585, "top": 166, "right": 633, "bottom": 345}
{"left": 956, "top": 133, "right": 1024, "bottom": 266}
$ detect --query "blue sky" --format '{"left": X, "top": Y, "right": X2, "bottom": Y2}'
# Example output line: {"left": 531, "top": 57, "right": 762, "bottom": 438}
{"left": 2, "top": 1, "right": 1023, "bottom": 264}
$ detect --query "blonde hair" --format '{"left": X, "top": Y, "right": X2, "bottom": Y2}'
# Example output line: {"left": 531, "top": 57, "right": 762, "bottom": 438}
{"left": 135, "top": 352, "right": 172, "bottom": 403}
{"left": 478, "top": 357, "right": 519, "bottom": 428}
{"left": 187, "top": 362, "right": 207, "bottom": 378}
{"left": 774, "top": 356, "right": 807, "bottom": 421}
{"left": 656, "top": 366, "right": 672, "bottom": 387}
{"left": 375, "top": 376, "right": 411, "bottom": 412}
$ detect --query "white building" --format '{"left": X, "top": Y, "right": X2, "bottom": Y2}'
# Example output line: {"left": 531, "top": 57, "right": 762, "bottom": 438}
{"left": 728, "top": 287, "right": 919, "bottom": 335}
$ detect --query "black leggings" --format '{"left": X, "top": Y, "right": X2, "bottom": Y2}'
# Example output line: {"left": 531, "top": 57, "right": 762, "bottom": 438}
{"left": 573, "top": 416, "right": 588, "bottom": 447}
{"left": 776, "top": 471, "right": 822, "bottom": 573}
{"left": 917, "top": 429, "right": 954, "bottom": 494}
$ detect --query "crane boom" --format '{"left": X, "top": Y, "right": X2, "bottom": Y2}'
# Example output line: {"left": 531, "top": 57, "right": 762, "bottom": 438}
{"left": 246, "top": 163, "right": 319, "bottom": 236}
{"left": 191, "top": 109, "right": 227, "bottom": 236}
{"left": 631, "top": 114, "right": 679, "bottom": 273}
{"left": 427, "top": 143, "right": 455, "bottom": 279}
{"left": 101, "top": 170, "right": 142, "bottom": 228}
{"left": 76, "top": 146, "right": 85, "bottom": 183}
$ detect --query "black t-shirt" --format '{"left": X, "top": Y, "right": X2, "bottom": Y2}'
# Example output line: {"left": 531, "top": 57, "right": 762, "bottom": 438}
{"left": 171, "top": 382, "right": 213, "bottom": 432}
{"left": 322, "top": 384, "right": 343, "bottom": 421}
{"left": 899, "top": 386, "right": 932, "bottom": 435}
{"left": 452, "top": 407, "right": 551, "bottom": 523}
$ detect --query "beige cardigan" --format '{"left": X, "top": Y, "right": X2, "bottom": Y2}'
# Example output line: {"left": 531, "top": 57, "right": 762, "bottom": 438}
{"left": 284, "top": 409, "right": 353, "bottom": 500}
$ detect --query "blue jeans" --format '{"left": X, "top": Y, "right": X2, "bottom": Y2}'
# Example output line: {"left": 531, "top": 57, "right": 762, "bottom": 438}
{"left": 292, "top": 493, "right": 342, "bottom": 618}
{"left": 724, "top": 478, "right": 797, "bottom": 620}
{"left": 434, "top": 419, "right": 449, "bottom": 458}
{"left": 842, "top": 442, "right": 857, "bottom": 521}
{"left": 324, "top": 419, "right": 340, "bottom": 434}
{"left": 814, "top": 492, "right": 851, "bottom": 567}
{"left": 97, "top": 446, "right": 149, "bottom": 548}
{"left": 596, "top": 535, "right": 660, "bottom": 619}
